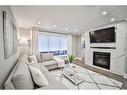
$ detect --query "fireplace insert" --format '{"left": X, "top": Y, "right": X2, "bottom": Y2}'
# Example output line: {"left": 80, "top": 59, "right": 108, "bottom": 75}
{"left": 93, "top": 51, "right": 110, "bottom": 70}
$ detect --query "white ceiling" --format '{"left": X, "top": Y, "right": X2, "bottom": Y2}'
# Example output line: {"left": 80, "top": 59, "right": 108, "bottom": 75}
{"left": 10, "top": 6, "right": 127, "bottom": 35}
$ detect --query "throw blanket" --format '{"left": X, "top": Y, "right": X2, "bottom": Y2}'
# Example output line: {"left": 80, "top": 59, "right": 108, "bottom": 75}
{"left": 53, "top": 57, "right": 65, "bottom": 67}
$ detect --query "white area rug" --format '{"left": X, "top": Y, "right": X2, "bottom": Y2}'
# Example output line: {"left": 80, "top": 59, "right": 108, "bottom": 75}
{"left": 50, "top": 65, "right": 123, "bottom": 90}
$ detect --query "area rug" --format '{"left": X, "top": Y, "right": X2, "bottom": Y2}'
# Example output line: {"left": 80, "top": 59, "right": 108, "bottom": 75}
{"left": 50, "top": 64, "right": 123, "bottom": 90}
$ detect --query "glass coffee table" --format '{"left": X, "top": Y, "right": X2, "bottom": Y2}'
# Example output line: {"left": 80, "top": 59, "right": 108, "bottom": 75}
{"left": 60, "top": 64, "right": 85, "bottom": 89}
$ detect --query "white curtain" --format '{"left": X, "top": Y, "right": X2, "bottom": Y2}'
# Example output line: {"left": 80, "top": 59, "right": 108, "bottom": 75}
{"left": 67, "top": 35, "right": 72, "bottom": 54}
{"left": 31, "top": 30, "right": 75, "bottom": 56}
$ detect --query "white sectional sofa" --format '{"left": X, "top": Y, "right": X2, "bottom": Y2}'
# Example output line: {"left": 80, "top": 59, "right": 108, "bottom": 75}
{"left": 4, "top": 55, "right": 67, "bottom": 89}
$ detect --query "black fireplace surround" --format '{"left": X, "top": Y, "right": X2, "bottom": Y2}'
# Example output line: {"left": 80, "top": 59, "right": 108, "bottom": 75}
{"left": 93, "top": 51, "right": 110, "bottom": 70}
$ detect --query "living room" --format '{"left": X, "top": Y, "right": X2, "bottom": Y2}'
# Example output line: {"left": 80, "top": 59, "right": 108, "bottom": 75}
{"left": 1, "top": 3, "right": 127, "bottom": 93}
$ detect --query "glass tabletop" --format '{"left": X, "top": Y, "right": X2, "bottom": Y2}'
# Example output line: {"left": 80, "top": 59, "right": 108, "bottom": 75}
{"left": 62, "top": 63, "right": 85, "bottom": 85}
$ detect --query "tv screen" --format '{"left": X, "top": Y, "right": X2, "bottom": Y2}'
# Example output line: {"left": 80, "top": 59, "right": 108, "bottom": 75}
{"left": 89, "top": 27, "right": 115, "bottom": 43}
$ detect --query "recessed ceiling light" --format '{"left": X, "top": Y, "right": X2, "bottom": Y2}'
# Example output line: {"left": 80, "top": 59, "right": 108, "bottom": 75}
{"left": 38, "top": 21, "right": 41, "bottom": 25}
{"left": 53, "top": 25, "right": 56, "bottom": 28}
{"left": 74, "top": 29, "right": 78, "bottom": 32}
{"left": 102, "top": 11, "right": 107, "bottom": 15}
{"left": 110, "top": 18, "right": 115, "bottom": 22}
{"left": 65, "top": 27, "right": 69, "bottom": 31}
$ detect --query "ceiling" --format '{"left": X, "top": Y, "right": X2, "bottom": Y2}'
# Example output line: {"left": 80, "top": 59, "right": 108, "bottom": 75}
{"left": 10, "top": 6, "right": 127, "bottom": 35}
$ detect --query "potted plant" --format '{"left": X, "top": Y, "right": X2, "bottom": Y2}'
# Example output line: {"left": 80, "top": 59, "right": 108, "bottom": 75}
{"left": 68, "top": 54, "right": 76, "bottom": 67}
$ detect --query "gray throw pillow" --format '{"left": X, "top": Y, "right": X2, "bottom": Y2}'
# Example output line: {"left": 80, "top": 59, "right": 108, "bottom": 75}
{"left": 11, "top": 63, "right": 34, "bottom": 89}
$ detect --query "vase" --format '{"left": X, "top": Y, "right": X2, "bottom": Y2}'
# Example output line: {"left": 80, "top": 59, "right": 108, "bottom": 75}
{"left": 69, "top": 63, "right": 73, "bottom": 67}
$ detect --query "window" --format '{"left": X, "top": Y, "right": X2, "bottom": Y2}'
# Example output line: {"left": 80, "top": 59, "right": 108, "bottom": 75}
{"left": 38, "top": 35, "right": 48, "bottom": 52}
{"left": 38, "top": 32, "right": 67, "bottom": 56}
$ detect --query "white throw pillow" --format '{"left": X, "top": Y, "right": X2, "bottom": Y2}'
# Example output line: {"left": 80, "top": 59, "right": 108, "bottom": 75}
{"left": 28, "top": 65, "right": 48, "bottom": 87}
{"left": 28, "top": 61, "right": 40, "bottom": 69}
{"left": 29, "top": 55, "right": 38, "bottom": 63}
{"left": 28, "top": 61, "right": 48, "bottom": 73}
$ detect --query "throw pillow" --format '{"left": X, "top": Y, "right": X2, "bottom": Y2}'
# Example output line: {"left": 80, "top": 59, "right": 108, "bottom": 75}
{"left": 28, "top": 61, "right": 40, "bottom": 69}
{"left": 29, "top": 55, "right": 38, "bottom": 63}
{"left": 11, "top": 63, "right": 34, "bottom": 89}
{"left": 28, "top": 65, "right": 48, "bottom": 87}
{"left": 28, "top": 61, "right": 48, "bottom": 73}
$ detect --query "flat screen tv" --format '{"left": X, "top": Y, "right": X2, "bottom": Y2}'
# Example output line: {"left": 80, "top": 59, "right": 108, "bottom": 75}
{"left": 89, "top": 27, "right": 116, "bottom": 43}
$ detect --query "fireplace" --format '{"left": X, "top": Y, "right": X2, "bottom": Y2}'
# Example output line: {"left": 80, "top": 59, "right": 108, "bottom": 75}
{"left": 93, "top": 51, "right": 110, "bottom": 70}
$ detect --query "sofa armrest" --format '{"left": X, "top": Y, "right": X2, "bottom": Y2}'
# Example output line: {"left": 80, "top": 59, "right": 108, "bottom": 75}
{"left": 53, "top": 57, "right": 65, "bottom": 67}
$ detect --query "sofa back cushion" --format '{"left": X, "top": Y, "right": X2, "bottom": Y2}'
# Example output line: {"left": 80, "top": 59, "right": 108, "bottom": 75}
{"left": 11, "top": 62, "right": 34, "bottom": 89}
{"left": 41, "top": 53, "right": 53, "bottom": 62}
{"left": 35, "top": 53, "right": 42, "bottom": 62}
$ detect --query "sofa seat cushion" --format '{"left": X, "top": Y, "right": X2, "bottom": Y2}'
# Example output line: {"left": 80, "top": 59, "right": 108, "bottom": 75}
{"left": 36, "top": 72, "right": 67, "bottom": 90}
{"left": 11, "top": 63, "right": 34, "bottom": 89}
{"left": 38, "top": 63, "right": 49, "bottom": 73}
{"left": 42, "top": 60, "right": 58, "bottom": 70}
{"left": 42, "top": 60, "right": 57, "bottom": 66}
{"left": 36, "top": 81, "right": 67, "bottom": 90}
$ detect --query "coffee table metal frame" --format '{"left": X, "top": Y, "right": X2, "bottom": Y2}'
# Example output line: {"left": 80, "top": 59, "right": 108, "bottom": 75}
{"left": 60, "top": 64, "right": 85, "bottom": 89}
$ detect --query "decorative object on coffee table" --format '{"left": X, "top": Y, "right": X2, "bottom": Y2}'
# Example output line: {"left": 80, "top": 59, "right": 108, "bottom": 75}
{"left": 68, "top": 54, "right": 76, "bottom": 67}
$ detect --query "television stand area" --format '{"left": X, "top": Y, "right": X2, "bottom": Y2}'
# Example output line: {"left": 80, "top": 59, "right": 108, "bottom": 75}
{"left": 90, "top": 47, "right": 116, "bottom": 49}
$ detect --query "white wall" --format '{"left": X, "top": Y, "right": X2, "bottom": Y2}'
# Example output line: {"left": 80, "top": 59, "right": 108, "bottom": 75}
{"left": 67, "top": 35, "right": 79, "bottom": 56}
{"left": 67, "top": 35, "right": 73, "bottom": 54}
{"left": 85, "top": 21, "right": 127, "bottom": 76}
{"left": 72, "top": 35, "right": 76, "bottom": 55}
{"left": 75, "top": 35, "right": 81, "bottom": 57}
{"left": 0, "top": 6, "right": 19, "bottom": 88}
{"left": 31, "top": 29, "right": 38, "bottom": 54}
{"left": 18, "top": 28, "right": 32, "bottom": 55}
{"left": 81, "top": 34, "right": 85, "bottom": 58}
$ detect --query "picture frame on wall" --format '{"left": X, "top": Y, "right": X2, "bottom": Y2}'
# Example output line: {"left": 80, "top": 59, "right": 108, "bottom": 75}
{"left": 2, "top": 11, "right": 18, "bottom": 58}
{"left": 13, "top": 21, "right": 18, "bottom": 53}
